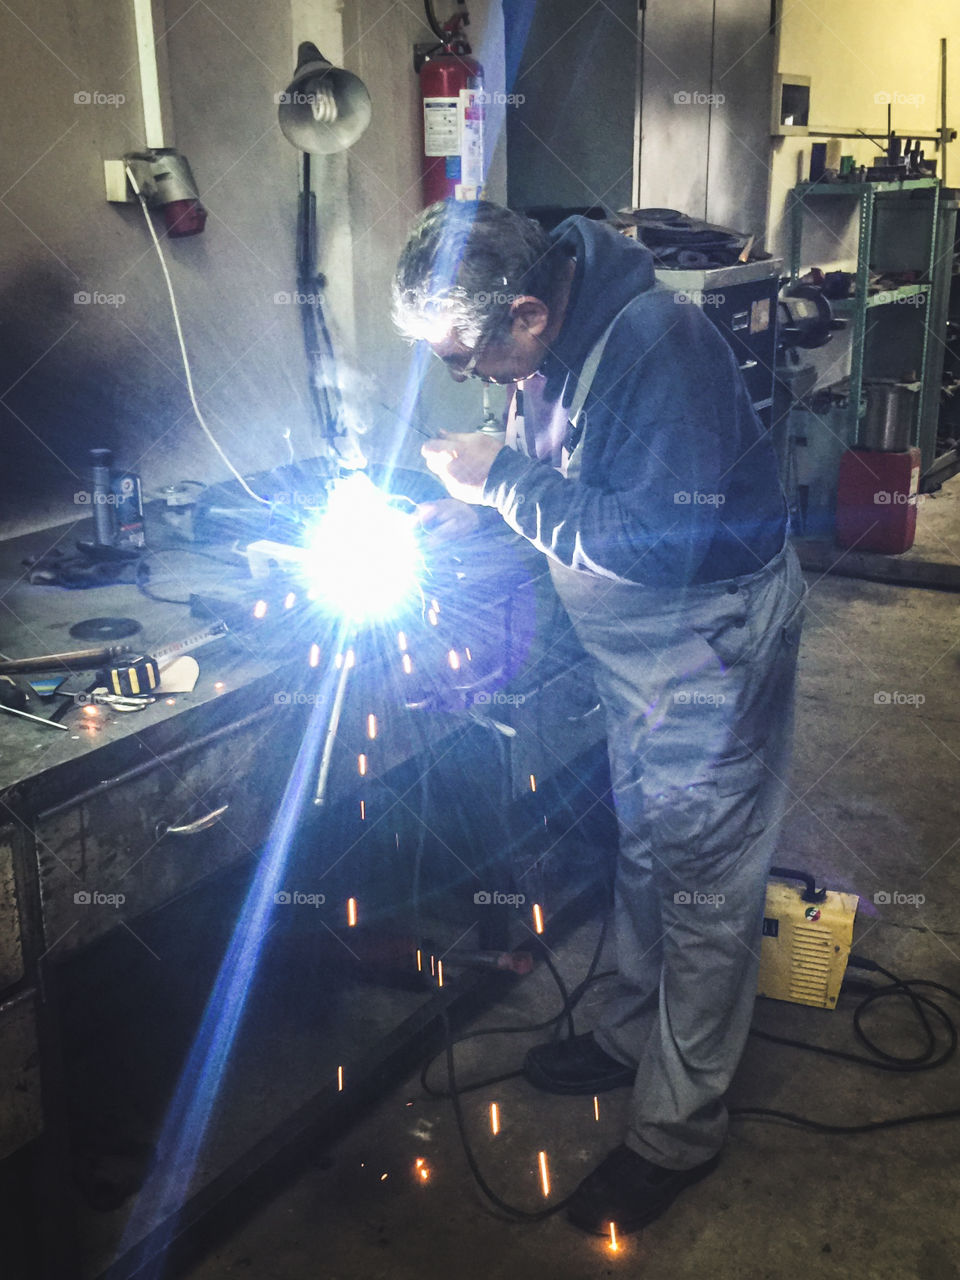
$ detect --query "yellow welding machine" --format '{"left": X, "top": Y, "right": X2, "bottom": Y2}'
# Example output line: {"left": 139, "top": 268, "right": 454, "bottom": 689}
{"left": 757, "top": 877, "right": 860, "bottom": 1009}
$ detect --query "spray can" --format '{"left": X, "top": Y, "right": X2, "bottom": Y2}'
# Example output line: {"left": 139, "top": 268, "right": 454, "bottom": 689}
{"left": 89, "top": 448, "right": 116, "bottom": 547}
{"left": 112, "top": 470, "right": 145, "bottom": 549}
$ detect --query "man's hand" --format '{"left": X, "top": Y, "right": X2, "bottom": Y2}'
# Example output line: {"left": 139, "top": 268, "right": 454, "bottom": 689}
{"left": 421, "top": 431, "right": 504, "bottom": 505}
{"left": 416, "top": 498, "right": 480, "bottom": 543}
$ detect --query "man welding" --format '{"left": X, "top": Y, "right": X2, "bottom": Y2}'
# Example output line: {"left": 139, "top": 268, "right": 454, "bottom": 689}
{"left": 393, "top": 200, "right": 804, "bottom": 1235}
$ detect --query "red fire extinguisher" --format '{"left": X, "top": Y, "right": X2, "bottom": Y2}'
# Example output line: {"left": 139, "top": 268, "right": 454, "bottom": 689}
{"left": 418, "top": 3, "right": 484, "bottom": 206}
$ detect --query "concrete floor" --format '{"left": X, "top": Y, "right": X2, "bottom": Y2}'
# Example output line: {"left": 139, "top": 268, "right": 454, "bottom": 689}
{"left": 184, "top": 481, "right": 960, "bottom": 1280}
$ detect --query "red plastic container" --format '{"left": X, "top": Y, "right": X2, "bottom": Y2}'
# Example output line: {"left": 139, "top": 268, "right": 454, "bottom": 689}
{"left": 835, "top": 447, "right": 921, "bottom": 554}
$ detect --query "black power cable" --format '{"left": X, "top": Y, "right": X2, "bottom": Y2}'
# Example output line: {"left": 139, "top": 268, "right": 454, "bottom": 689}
{"left": 425, "top": 915, "right": 960, "bottom": 1220}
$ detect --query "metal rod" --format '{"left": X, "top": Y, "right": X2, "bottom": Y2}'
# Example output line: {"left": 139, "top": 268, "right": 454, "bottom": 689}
{"left": 314, "top": 655, "right": 352, "bottom": 805}
{"left": 941, "top": 37, "right": 949, "bottom": 186}
{"left": 0, "top": 703, "right": 69, "bottom": 731}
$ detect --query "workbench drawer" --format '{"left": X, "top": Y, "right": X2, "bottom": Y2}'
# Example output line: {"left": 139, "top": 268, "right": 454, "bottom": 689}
{"left": 35, "top": 708, "right": 302, "bottom": 958}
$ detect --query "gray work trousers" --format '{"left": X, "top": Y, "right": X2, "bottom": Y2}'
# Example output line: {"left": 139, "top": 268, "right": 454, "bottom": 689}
{"left": 549, "top": 540, "right": 805, "bottom": 1169}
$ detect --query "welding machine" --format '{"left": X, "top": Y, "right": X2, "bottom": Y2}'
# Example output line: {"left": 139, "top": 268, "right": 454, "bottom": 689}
{"left": 757, "top": 867, "right": 859, "bottom": 1009}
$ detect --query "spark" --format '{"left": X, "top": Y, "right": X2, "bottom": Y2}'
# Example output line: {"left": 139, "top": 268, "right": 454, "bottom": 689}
{"left": 359, "top": 799, "right": 366, "bottom": 821}
{"left": 447, "top": 650, "right": 460, "bottom": 671}
{"left": 309, "top": 643, "right": 320, "bottom": 667}
{"left": 538, "top": 1151, "right": 550, "bottom": 1198}
{"left": 415, "top": 1156, "right": 430, "bottom": 1183}
{"left": 402, "top": 654, "right": 413, "bottom": 675}
{"left": 416, "top": 948, "right": 422, "bottom": 972}
{"left": 490, "top": 1102, "right": 500, "bottom": 1135}
{"left": 437, "top": 959, "right": 444, "bottom": 987}
{"left": 464, "top": 647, "right": 472, "bottom": 662}
{"left": 532, "top": 903, "right": 544, "bottom": 934}
{"left": 338, "top": 1065, "right": 344, "bottom": 1091}
{"left": 609, "top": 1222, "right": 619, "bottom": 1252}
{"left": 397, "top": 631, "right": 408, "bottom": 651}
{"left": 428, "top": 608, "right": 438, "bottom": 626}
{"left": 347, "top": 897, "right": 358, "bottom": 927}
{"left": 284, "top": 591, "right": 296, "bottom": 609}
{"left": 367, "top": 713, "right": 377, "bottom": 739}
{"left": 593, "top": 1095, "right": 600, "bottom": 1122}
{"left": 253, "top": 599, "right": 267, "bottom": 619}
{"left": 214, "top": 681, "right": 225, "bottom": 691}
{"left": 82, "top": 704, "right": 98, "bottom": 717}
{"left": 529, "top": 773, "right": 537, "bottom": 792}
{"left": 358, "top": 754, "right": 367, "bottom": 776}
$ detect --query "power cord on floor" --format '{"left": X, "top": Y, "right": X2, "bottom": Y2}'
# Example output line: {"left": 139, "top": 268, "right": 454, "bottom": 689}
{"left": 425, "top": 915, "right": 960, "bottom": 1219}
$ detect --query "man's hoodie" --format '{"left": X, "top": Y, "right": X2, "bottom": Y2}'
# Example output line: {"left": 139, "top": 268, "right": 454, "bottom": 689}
{"left": 481, "top": 217, "right": 786, "bottom": 586}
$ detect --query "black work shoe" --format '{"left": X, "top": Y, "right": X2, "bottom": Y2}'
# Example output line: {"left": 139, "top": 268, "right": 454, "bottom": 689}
{"left": 522, "top": 1032, "right": 636, "bottom": 1095}
{"left": 566, "top": 1143, "right": 720, "bottom": 1235}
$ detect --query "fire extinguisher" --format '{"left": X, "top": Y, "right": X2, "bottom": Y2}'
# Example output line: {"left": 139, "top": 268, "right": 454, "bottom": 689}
{"left": 418, "top": 2, "right": 484, "bottom": 206}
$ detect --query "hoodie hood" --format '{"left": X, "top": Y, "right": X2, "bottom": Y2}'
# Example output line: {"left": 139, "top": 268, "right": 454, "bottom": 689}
{"left": 541, "top": 217, "right": 657, "bottom": 403}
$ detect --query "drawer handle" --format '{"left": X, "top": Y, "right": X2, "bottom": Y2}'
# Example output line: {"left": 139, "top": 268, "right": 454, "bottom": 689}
{"left": 739, "top": 359, "right": 758, "bottom": 370}
{"left": 158, "top": 803, "right": 229, "bottom": 838}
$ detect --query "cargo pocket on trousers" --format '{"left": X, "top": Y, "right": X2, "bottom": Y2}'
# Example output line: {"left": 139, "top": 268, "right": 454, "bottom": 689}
{"left": 645, "top": 756, "right": 767, "bottom": 869}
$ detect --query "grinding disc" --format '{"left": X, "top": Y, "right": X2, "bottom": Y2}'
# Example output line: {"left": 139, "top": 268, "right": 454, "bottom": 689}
{"left": 69, "top": 616, "right": 142, "bottom": 642}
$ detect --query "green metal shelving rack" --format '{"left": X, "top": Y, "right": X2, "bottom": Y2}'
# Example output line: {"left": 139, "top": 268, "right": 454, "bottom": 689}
{"left": 787, "top": 178, "right": 941, "bottom": 467}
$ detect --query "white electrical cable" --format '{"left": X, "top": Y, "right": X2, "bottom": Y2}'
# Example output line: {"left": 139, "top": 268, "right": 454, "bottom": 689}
{"left": 125, "top": 163, "right": 269, "bottom": 505}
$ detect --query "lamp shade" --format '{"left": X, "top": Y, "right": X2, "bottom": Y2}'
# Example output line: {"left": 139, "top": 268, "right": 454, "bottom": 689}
{"left": 278, "top": 42, "right": 372, "bottom": 154}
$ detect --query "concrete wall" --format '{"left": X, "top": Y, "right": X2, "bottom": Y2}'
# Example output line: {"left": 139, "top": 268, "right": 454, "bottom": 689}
{"left": 0, "top": 0, "right": 506, "bottom": 536}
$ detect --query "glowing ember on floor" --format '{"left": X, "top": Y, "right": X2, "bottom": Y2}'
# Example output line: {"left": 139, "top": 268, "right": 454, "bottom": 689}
{"left": 609, "top": 1222, "right": 619, "bottom": 1252}
{"left": 415, "top": 1157, "right": 430, "bottom": 1182}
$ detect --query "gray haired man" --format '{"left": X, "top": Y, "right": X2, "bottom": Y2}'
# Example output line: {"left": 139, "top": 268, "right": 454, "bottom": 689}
{"left": 393, "top": 200, "right": 804, "bottom": 1234}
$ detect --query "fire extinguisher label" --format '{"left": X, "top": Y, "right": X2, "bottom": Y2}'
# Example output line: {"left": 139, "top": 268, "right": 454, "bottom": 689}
{"left": 424, "top": 98, "right": 460, "bottom": 156}
{"left": 458, "top": 88, "right": 485, "bottom": 189}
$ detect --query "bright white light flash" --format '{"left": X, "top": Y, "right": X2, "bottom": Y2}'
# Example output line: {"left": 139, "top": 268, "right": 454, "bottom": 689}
{"left": 301, "top": 473, "right": 422, "bottom": 622}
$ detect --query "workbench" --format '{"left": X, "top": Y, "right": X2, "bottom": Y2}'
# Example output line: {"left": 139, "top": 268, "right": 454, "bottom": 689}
{"left": 0, "top": 504, "right": 608, "bottom": 1278}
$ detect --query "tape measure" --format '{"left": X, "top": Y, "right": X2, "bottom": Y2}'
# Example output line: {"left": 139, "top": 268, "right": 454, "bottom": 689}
{"left": 95, "top": 622, "right": 228, "bottom": 698}
{"left": 98, "top": 654, "right": 160, "bottom": 698}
